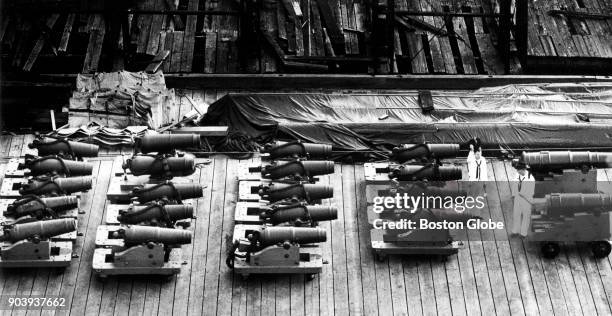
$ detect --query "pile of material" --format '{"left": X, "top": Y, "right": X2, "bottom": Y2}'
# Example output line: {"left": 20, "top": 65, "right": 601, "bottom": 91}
{"left": 49, "top": 123, "right": 148, "bottom": 147}
{"left": 68, "top": 71, "right": 175, "bottom": 129}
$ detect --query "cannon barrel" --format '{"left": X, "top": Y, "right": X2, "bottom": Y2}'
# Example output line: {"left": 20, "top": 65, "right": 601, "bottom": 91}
{"left": 521, "top": 151, "right": 612, "bottom": 171}
{"left": 256, "top": 226, "right": 327, "bottom": 246}
{"left": 262, "top": 141, "right": 332, "bottom": 159}
{"left": 391, "top": 144, "right": 460, "bottom": 163}
{"left": 19, "top": 156, "right": 93, "bottom": 176}
{"left": 266, "top": 204, "right": 338, "bottom": 224}
{"left": 117, "top": 204, "right": 194, "bottom": 224}
{"left": 124, "top": 154, "right": 196, "bottom": 178}
{"left": 29, "top": 138, "right": 99, "bottom": 157}
{"left": 4, "top": 196, "right": 78, "bottom": 218}
{"left": 0, "top": 218, "right": 77, "bottom": 242}
{"left": 262, "top": 160, "right": 335, "bottom": 179}
{"left": 138, "top": 134, "right": 201, "bottom": 153}
{"left": 260, "top": 183, "right": 333, "bottom": 202}
{"left": 117, "top": 226, "right": 192, "bottom": 245}
{"left": 130, "top": 183, "right": 203, "bottom": 202}
{"left": 19, "top": 176, "right": 92, "bottom": 195}
{"left": 546, "top": 193, "right": 612, "bottom": 217}
{"left": 390, "top": 165, "right": 462, "bottom": 181}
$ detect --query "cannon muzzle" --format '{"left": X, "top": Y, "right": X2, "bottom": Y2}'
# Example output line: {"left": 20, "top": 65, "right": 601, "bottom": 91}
{"left": 123, "top": 154, "right": 196, "bottom": 178}
{"left": 116, "top": 226, "right": 192, "bottom": 245}
{"left": 130, "top": 182, "right": 203, "bottom": 202}
{"left": 264, "top": 204, "right": 338, "bottom": 224}
{"left": 19, "top": 156, "right": 93, "bottom": 176}
{"left": 0, "top": 218, "right": 77, "bottom": 242}
{"left": 520, "top": 151, "right": 612, "bottom": 171}
{"left": 19, "top": 176, "right": 92, "bottom": 195}
{"left": 262, "top": 160, "right": 335, "bottom": 179}
{"left": 391, "top": 144, "right": 460, "bottom": 163}
{"left": 138, "top": 134, "right": 201, "bottom": 153}
{"left": 29, "top": 137, "right": 99, "bottom": 158}
{"left": 254, "top": 226, "right": 327, "bottom": 246}
{"left": 259, "top": 183, "right": 333, "bottom": 202}
{"left": 390, "top": 164, "right": 462, "bottom": 181}
{"left": 4, "top": 196, "right": 78, "bottom": 218}
{"left": 262, "top": 141, "right": 332, "bottom": 159}
{"left": 117, "top": 203, "right": 194, "bottom": 224}
{"left": 545, "top": 193, "right": 612, "bottom": 217}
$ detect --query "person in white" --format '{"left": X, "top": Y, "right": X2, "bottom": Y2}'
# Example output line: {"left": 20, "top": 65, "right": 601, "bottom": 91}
{"left": 467, "top": 147, "right": 488, "bottom": 181}
{"left": 511, "top": 163, "right": 535, "bottom": 237}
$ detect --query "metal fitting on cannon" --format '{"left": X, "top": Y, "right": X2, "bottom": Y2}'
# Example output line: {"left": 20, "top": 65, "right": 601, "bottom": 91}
{"left": 250, "top": 226, "right": 327, "bottom": 247}
{"left": 19, "top": 176, "right": 92, "bottom": 196}
{"left": 261, "top": 204, "right": 338, "bottom": 225}
{"left": 261, "top": 160, "right": 335, "bottom": 180}
{"left": 391, "top": 144, "right": 460, "bottom": 163}
{"left": 113, "top": 226, "right": 192, "bottom": 246}
{"left": 258, "top": 183, "right": 333, "bottom": 202}
{"left": 4, "top": 196, "right": 78, "bottom": 218}
{"left": 262, "top": 141, "right": 332, "bottom": 159}
{"left": 0, "top": 218, "right": 77, "bottom": 243}
{"left": 123, "top": 154, "right": 196, "bottom": 178}
{"left": 29, "top": 137, "right": 99, "bottom": 158}
{"left": 129, "top": 182, "right": 204, "bottom": 203}
{"left": 137, "top": 134, "right": 201, "bottom": 153}
{"left": 117, "top": 203, "right": 194, "bottom": 225}
{"left": 389, "top": 164, "right": 462, "bottom": 181}
{"left": 19, "top": 155, "right": 93, "bottom": 176}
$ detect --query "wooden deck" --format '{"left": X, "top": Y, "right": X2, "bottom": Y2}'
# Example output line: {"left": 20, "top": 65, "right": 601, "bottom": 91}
{"left": 1, "top": 134, "right": 612, "bottom": 315}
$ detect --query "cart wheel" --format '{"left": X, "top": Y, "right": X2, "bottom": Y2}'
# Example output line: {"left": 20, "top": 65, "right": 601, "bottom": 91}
{"left": 591, "top": 241, "right": 611, "bottom": 258}
{"left": 541, "top": 242, "right": 560, "bottom": 259}
{"left": 306, "top": 274, "right": 316, "bottom": 281}
{"left": 375, "top": 253, "right": 387, "bottom": 262}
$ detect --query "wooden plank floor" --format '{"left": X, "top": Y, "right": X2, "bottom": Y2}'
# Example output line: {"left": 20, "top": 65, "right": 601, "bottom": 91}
{"left": 1, "top": 134, "right": 612, "bottom": 315}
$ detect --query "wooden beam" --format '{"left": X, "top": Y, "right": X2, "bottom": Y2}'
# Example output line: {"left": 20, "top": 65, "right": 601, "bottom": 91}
{"left": 13, "top": 74, "right": 612, "bottom": 90}
{"left": 169, "top": 126, "right": 229, "bottom": 136}
{"left": 22, "top": 14, "right": 60, "bottom": 72}
{"left": 315, "top": 0, "right": 345, "bottom": 54}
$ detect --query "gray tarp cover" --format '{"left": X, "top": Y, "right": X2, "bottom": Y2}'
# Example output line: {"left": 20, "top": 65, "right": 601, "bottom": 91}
{"left": 202, "top": 83, "right": 612, "bottom": 154}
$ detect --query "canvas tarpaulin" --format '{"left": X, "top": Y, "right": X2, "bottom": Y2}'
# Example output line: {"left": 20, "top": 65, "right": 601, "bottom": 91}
{"left": 201, "top": 83, "right": 612, "bottom": 155}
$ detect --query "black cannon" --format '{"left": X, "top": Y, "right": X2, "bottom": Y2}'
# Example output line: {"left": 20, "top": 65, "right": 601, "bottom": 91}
{"left": 249, "top": 226, "right": 327, "bottom": 247}
{"left": 391, "top": 144, "right": 460, "bottom": 163}
{"left": 112, "top": 226, "right": 192, "bottom": 246}
{"left": 4, "top": 196, "right": 78, "bottom": 219}
{"left": 544, "top": 193, "right": 612, "bottom": 217}
{"left": 261, "top": 160, "right": 335, "bottom": 180}
{"left": 0, "top": 218, "right": 77, "bottom": 242}
{"left": 258, "top": 183, "right": 333, "bottom": 202}
{"left": 390, "top": 164, "right": 462, "bottom": 181}
{"left": 137, "top": 134, "right": 201, "bottom": 153}
{"left": 117, "top": 203, "right": 194, "bottom": 226}
{"left": 261, "top": 204, "right": 338, "bottom": 225}
{"left": 130, "top": 182, "right": 203, "bottom": 203}
{"left": 123, "top": 154, "right": 196, "bottom": 178}
{"left": 29, "top": 137, "right": 99, "bottom": 158}
{"left": 519, "top": 151, "right": 612, "bottom": 172}
{"left": 19, "top": 155, "right": 93, "bottom": 176}
{"left": 19, "top": 176, "right": 92, "bottom": 196}
{"left": 262, "top": 141, "right": 332, "bottom": 159}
